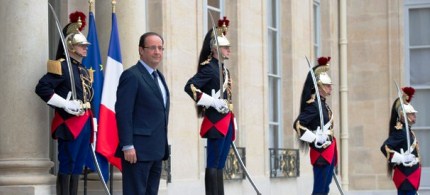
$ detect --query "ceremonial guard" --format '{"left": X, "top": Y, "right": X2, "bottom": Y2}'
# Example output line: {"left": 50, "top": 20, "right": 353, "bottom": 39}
{"left": 381, "top": 87, "right": 421, "bottom": 195}
{"left": 184, "top": 17, "right": 235, "bottom": 195}
{"left": 35, "top": 11, "right": 93, "bottom": 195}
{"left": 293, "top": 57, "right": 337, "bottom": 195}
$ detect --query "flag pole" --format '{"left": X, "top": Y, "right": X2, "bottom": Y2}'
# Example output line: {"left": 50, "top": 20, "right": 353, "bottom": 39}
{"left": 108, "top": 1, "right": 117, "bottom": 194}
{"left": 112, "top": 0, "right": 116, "bottom": 13}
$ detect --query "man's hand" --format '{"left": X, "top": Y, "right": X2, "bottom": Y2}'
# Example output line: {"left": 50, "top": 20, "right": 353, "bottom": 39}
{"left": 124, "top": 148, "right": 137, "bottom": 164}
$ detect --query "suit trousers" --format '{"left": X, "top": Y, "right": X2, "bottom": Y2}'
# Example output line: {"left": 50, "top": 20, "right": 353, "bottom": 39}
{"left": 122, "top": 159, "right": 162, "bottom": 195}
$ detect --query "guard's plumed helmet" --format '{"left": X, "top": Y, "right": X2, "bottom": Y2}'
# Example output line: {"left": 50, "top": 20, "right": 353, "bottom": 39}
{"left": 389, "top": 86, "right": 417, "bottom": 134}
{"left": 297, "top": 56, "right": 333, "bottom": 112}
{"left": 65, "top": 11, "right": 90, "bottom": 50}
{"left": 56, "top": 11, "right": 90, "bottom": 59}
{"left": 211, "top": 16, "right": 230, "bottom": 49}
{"left": 315, "top": 57, "right": 332, "bottom": 85}
{"left": 395, "top": 87, "right": 417, "bottom": 115}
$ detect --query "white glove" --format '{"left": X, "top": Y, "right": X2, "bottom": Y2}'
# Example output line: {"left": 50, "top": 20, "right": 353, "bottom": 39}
{"left": 209, "top": 89, "right": 229, "bottom": 114}
{"left": 391, "top": 149, "right": 419, "bottom": 166}
{"left": 47, "top": 92, "right": 82, "bottom": 116}
{"left": 299, "top": 130, "right": 317, "bottom": 143}
{"left": 196, "top": 90, "right": 229, "bottom": 114}
{"left": 403, "top": 153, "right": 417, "bottom": 165}
{"left": 211, "top": 98, "right": 229, "bottom": 114}
{"left": 315, "top": 127, "right": 328, "bottom": 144}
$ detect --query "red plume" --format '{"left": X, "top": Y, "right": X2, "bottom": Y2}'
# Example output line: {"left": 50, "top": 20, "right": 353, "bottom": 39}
{"left": 224, "top": 17, "right": 230, "bottom": 27}
{"left": 218, "top": 19, "right": 223, "bottom": 27}
{"left": 317, "top": 56, "right": 331, "bottom": 65}
{"left": 402, "top": 87, "right": 415, "bottom": 103}
{"left": 69, "top": 11, "right": 86, "bottom": 31}
{"left": 218, "top": 16, "right": 230, "bottom": 35}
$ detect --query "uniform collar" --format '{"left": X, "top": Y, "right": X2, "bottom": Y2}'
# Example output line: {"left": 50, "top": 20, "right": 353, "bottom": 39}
{"left": 70, "top": 57, "right": 82, "bottom": 66}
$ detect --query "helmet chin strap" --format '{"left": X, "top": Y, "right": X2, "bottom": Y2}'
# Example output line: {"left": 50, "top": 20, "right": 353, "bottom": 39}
{"left": 75, "top": 51, "right": 84, "bottom": 58}
{"left": 68, "top": 48, "right": 84, "bottom": 62}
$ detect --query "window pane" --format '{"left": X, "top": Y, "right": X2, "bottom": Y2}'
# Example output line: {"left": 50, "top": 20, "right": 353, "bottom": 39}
{"left": 208, "top": 0, "right": 219, "bottom": 8}
{"left": 313, "top": 2, "right": 320, "bottom": 57}
{"left": 269, "top": 77, "right": 279, "bottom": 122}
{"left": 409, "top": 8, "right": 430, "bottom": 46}
{"left": 410, "top": 48, "right": 430, "bottom": 85}
{"left": 207, "top": 10, "right": 221, "bottom": 31}
{"left": 269, "top": 125, "right": 279, "bottom": 148}
{"left": 412, "top": 89, "right": 430, "bottom": 127}
{"left": 268, "top": 0, "right": 277, "bottom": 27}
{"left": 415, "top": 130, "right": 430, "bottom": 166}
{"left": 268, "top": 30, "right": 278, "bottom": 75}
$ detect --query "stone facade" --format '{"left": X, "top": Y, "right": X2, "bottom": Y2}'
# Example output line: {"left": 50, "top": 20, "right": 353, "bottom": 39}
{"left": 0, "top": 0, "right": 410, "bottom": 194}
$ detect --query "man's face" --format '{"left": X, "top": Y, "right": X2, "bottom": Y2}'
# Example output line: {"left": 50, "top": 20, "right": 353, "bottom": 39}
{"left": 405, "top": 112, "right": 417, "bottom": 125}
{"left": 73, "top": 44, "right": 88, "bottom": 57}
{"left": 139, "top": 35, "right": 164, "bottom": 68}
{"left": 219, "top": 46, "right": 231, "bottom": 60}
{"left": 319, "top": 84, "right": 332, "bottom": 97}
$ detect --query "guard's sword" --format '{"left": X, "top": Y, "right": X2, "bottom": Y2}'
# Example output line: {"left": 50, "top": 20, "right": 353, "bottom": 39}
{"left": 305, "top": 56, "right": 330, "bottom": 149}
{"left": 231, "top": 142, "right": 262, "bottom": 195}
{"left": 394, "top": 81, "right": 413, "bottom": 167}
{"left": 208, "top": 13, "right": 261, "bottom": 195}
{"left": 208, "top": 12, "right": 224, "bottom": 94}
{"left": 48, "top": 3, "right": 77, "bottom": 100}
{"left": 48, "top": 3, "right": 111, "bottom": 195}
{"left": 305, "top": 56, "right": 344, "bottom": 195}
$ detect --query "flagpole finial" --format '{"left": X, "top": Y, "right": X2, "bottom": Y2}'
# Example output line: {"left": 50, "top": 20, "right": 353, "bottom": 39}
{"left": 89, "top": 0, "right": 94, "bottom": 12}
{"left": 112, "top": 0, "right": 116, "bottom": 13}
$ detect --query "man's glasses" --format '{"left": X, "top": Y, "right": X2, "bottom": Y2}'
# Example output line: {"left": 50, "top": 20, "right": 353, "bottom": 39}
{"left": 143, "top": 46, "right": 164, "bottom": 51}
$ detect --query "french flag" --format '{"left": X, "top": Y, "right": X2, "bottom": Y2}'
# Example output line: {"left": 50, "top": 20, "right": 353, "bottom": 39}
{"left": 96, "top": 12, "right": 123, "bottom": 170}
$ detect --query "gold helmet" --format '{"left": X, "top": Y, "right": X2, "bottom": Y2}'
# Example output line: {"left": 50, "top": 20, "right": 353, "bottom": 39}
{"left": 56, "top": 11, "right": 90, "bottom": 59}
{"left": 211, "top": 16, "right": 230, "bottom": 48}
{"left": 66, "top": 32, "right": 90, "bottom": 49}
{"left": 395, "top": 87, "right": 418, "bottom": 115}
{"left": 65, "top": 12, "right": 90, "bottom": 50}
{"left": 315, "top": 57, "right": 332, "bottom": 85}
{"left": 394, "top": 87, "right": 416, "bottom": 115}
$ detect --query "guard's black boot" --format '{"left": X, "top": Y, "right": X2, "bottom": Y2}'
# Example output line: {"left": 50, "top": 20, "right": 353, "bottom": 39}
{"left": 217, "top": 169, "right": 224, "bottom": 195}
{"left": 56, "top": 173, "right": 71, "bottom": 195}
{"left": 205, "top": 168, "right": 218, "bottom": 195}
{"left": 69, "top": 174, "right": 79, "bottom": 195}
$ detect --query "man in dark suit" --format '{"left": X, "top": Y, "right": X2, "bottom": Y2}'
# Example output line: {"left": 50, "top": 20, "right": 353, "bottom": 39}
{"left": 115, "top": 32, "right": 170, "bottom": 195}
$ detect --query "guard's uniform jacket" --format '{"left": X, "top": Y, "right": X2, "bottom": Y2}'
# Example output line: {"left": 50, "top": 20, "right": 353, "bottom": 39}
{"left": 35, "top": 58, "right": 93, "bottom": 140}
{"left": 294, "top": 97, "right": 337, "bottom": 166}
{"left": 184, "top": 58, "right": 235, "bottom": 140}
{"left": 381, "top": 124, "right": 421, "bottom": 191}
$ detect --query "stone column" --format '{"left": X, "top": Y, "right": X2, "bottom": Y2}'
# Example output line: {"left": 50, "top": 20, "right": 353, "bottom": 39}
{"left": 0, "top": 0, "right": 56, "bottom": 194}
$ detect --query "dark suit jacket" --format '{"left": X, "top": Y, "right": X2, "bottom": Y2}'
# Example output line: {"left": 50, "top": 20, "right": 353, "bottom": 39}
{"left": 115, "top": 61, "right": 170, "bottom": 161}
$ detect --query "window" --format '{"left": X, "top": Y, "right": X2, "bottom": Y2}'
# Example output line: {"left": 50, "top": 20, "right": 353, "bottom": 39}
{"left": 267, "top": 0, "right": 282, "bottom": 149}
{"left": 313, "top": 0, "right": 321, "bottom": 59}
{"left": 404, "top": 0, "right": 430, "bottom": 188}
{"left": 204, "top": 0, "right": 225, "bottom": 33}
